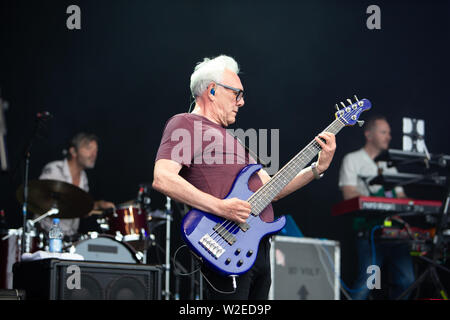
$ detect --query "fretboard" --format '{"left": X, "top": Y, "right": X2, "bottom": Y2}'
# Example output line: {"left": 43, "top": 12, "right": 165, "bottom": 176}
{"left": 248, "top": 118, "right": 346, "bottom": 215}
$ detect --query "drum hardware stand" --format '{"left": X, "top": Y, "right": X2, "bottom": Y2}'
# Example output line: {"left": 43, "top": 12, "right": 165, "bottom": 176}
{"left": 27, "top": 207, "right": 59, "bottom": 229}
{"left": 135, "top": 183, "right": 152, "bottom": 265}
{"left": 144, "top": 197, "right": 203, "bottom": 299}
{"left": 1, "top": 207, "right": 58, "bottom": 242}
{"left": 163, "top": 196, "right": 173, "bottom": 300}
{"left": 1, "top": 208, "right": 58, "bottom": 254}
{"left": 396, "top": 161, "right": 450, "bottom": 300}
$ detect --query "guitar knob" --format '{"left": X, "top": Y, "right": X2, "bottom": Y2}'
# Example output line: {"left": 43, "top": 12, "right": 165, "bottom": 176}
{"left": 246, "top": 250, "right": 253, "bottom": 257}
{"left": 234, "top": 248, "right": 241, "bottom": 255}
{"left": 225, "top": 258, "right": 231, "bottom": 265}
{"left": 237, "top": 259, "right": 243, "bottom": 267}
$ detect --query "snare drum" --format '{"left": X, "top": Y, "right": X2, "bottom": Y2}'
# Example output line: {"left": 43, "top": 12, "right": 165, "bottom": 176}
{"left": 0, "top": 229, "right": 43, "bottom": 289}
{"left": 70, "top": 233, "right": 143, "bottom": 264}
{"left": 107, "top": 204, "right": 149, "bottom": 242}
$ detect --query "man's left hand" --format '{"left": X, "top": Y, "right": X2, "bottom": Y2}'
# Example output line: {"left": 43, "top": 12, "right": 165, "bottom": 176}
{"left": 94, "top": 200, "right": 116, "bottom": 210}
{"left": 314, "top": 132, "right": 336, "bottom": 173}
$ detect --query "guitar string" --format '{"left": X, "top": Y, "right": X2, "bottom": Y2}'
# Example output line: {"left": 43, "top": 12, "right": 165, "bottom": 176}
{"left": 212, "top": 141, "right": 325, "bottom": 248}
{"left": 211, "top": 120, "right": 344, "bottom": 249}
{"left": 212, "top": 142, "right": 322, "bottom": 246}
{"left": 216, "top": 119, "right": 345, "bottom": 244}
{"left": 209, "top": 118, "right": 345, "bottom": 249}
{"left": 212, "top": 137, "right": 323, "bottom": 241}
{"left": 209, "top": 118, "right": 345, "bottom": 248}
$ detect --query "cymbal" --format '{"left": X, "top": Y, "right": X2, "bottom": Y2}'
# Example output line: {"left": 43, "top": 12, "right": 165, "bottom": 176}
{"left": 16, "top": 179, "right": 94, "bottom": 219}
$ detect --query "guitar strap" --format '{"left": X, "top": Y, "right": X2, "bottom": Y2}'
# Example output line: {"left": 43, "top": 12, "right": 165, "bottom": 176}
{"left": 226, "top": 129, "right": 269, "bottom": 168}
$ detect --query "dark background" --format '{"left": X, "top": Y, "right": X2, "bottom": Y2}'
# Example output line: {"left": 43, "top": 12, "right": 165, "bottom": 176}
{"left": 1, "top": 0, "right": 449, "bottom": 298}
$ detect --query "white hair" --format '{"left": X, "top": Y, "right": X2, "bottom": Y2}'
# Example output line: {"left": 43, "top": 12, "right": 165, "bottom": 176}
{"left": 190, "top": 55, "right": 240, "bottom": 98}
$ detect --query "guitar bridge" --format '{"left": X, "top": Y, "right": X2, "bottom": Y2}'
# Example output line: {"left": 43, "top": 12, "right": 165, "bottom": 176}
{"left": 199, "top": 234, "right": 225, "bottom": 259}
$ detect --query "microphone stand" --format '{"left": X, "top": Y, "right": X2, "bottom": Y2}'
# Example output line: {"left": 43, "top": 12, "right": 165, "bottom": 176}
{"left": 20, "top": 114, "right": 49, "bottom": 257}
{"left": 0, "top": 91, "right": 9, "bottom": 171}
{"left": 396, "top": 163, "right": 450, "bottom": 300}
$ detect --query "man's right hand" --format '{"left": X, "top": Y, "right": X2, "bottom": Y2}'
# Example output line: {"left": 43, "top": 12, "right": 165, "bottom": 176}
{"left": 218, "top": 198, "right": 252, "bottom": 224}
{"left": 153, "top": 159, "right": 252, "bottom": 224}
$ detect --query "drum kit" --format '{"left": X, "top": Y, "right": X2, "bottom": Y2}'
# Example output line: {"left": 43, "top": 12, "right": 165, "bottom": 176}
{"left": 0, "top": 179, "right": 170, "bottom": 289}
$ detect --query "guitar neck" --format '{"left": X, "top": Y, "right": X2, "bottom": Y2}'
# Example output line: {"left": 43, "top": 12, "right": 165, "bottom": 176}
{"left": 249, "top": 118, "right": 346, "bottom": 215}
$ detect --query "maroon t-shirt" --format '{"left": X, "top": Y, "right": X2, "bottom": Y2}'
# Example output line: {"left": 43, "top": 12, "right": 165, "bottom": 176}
{"left": 155, "top": 113, "right": 274, "bottom": 222}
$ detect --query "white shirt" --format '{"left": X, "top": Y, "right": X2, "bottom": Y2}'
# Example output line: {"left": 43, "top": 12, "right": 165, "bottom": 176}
{"left": 38, "top": 159, "right": 89, "bottom": 236}
{"left": 338, "top": 148, "right": 404, "bottom": 197}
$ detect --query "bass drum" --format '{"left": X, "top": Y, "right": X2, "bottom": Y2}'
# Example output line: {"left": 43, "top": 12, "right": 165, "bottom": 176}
{"left": 70, "top": 233, "right": 143, "bottom": 264}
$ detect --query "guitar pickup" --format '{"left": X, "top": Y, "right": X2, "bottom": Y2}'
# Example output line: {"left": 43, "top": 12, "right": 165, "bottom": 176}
{"left": 239, "top": 222, "right": 250, "bottom": 232}
{"left": 213, "top": 223, "right": 237, "bottom": 245}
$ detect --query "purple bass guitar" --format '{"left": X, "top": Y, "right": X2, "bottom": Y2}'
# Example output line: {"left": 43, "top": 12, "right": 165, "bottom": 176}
{"left": 181, "top": 98, "right": 371, "bottom": 275}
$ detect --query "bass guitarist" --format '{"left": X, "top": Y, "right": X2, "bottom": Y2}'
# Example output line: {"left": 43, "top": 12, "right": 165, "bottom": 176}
{"left": 152, "top": 55, "right": 336, "bottom": 300}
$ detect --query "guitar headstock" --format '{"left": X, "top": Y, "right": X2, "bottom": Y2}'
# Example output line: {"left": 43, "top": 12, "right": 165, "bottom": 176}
{"left": 335, "top": 96, "right": 372, "bottom": 127}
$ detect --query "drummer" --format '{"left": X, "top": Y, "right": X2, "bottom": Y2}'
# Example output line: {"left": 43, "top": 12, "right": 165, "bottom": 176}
{"left": 38, "top": 132, "right": 115, "bottom": 238}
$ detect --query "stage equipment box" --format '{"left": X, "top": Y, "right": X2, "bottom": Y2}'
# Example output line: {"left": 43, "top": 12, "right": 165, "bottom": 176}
{"left": 269, "top": 236, "right": 340, "bottom": 300}
{"left": 13, "top": 259, "right": 162, "bottom": 300}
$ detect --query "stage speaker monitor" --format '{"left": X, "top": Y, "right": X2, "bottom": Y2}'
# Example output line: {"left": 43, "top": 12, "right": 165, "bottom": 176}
{"left": 269, "top": 236, "right": 340, "bottom": 300}
{"left": 13, "top": 259, "right": 162, "bottom": 300}
{"left": 0, "top": 289, "right": 26, "bottom": 300}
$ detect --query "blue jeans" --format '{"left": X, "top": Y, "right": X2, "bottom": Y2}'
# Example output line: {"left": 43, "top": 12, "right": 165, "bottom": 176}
{"left": 351, "top": 237, "right": 415, "bottom": 300}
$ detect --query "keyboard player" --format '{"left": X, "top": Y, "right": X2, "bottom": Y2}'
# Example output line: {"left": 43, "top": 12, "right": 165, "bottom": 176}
{"left": 338, "top": 115, "right": 415, "bottom": 300}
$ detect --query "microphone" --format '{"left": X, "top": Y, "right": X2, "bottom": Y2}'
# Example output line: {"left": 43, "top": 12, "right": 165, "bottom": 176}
{"left": 137, "top": 184, "right": 151, "bottom": 208}
{"left": 36, "top": 111, "right": 53, "bottom": 120}
{"left": 137, "top": 186, "right": 145, "bottom": 203}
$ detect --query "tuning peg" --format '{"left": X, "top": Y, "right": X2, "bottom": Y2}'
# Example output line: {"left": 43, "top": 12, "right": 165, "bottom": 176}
{"left": 335, "top": 104, "right": 340, "bottom": 111}
{"left": 354, "top": 95, "right": 359, "bottom": 102}
{"left": 340, "top": 102, "right": 346, "bottom": 108}
{"left": 357, "top": 120, "right": 365, "bottom": 127}
{"left": 347, "top": 99, "right": 352, "bottom": 105}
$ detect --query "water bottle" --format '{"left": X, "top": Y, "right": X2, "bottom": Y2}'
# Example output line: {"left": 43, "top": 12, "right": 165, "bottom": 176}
{"left": 49, "top": 218, "right": 63, "bottom": 253}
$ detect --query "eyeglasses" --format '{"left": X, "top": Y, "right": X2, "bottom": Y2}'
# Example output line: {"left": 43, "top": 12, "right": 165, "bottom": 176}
{"left": 215, "top": 82, "right": 244, "bottom": 102}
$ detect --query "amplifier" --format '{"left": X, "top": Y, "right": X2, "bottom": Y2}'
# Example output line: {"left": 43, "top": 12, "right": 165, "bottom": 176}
{"left": 13, "top": 259, "right": 162, "bottom": 300}
{"left": 0, "top": 289, "right": 26, "bottom": 300}
{"left": 269, "top": 236, "right": 340, "bottom": 300}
